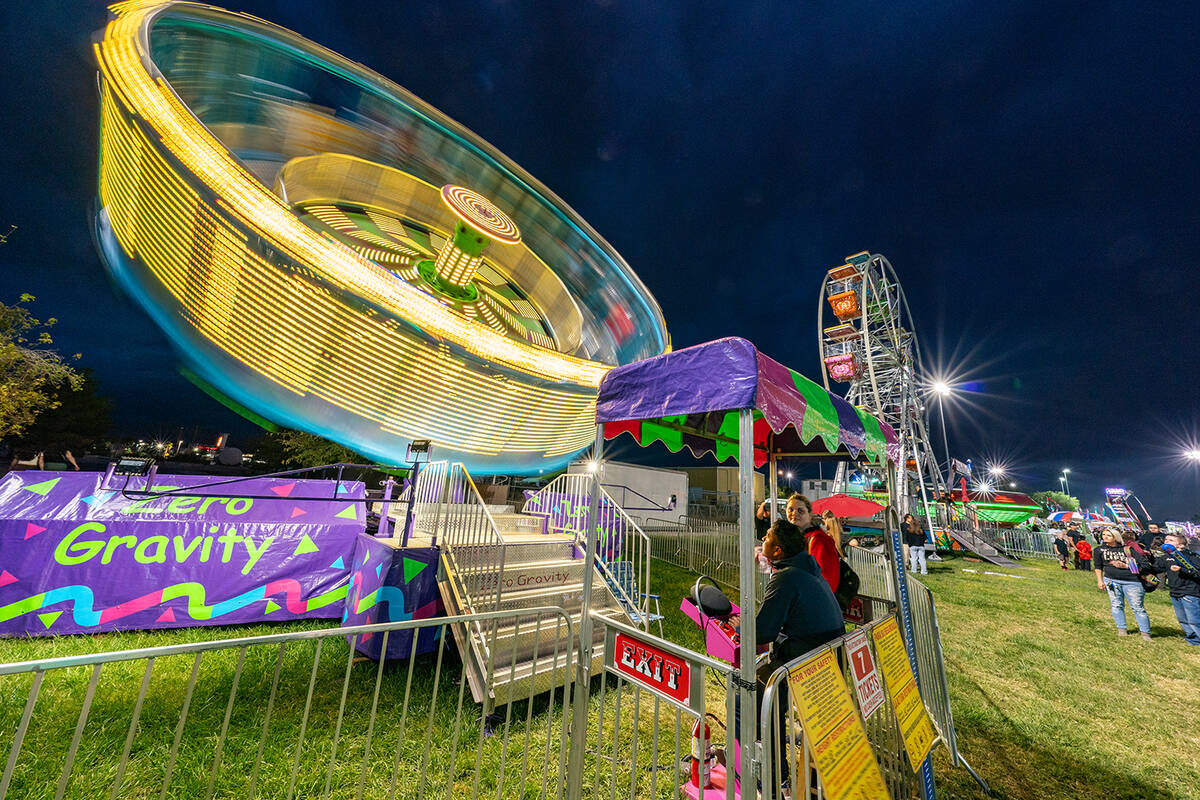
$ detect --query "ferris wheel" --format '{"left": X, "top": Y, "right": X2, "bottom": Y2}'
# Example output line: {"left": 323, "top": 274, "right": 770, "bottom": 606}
{"left": 817, "top": 251, "right": 946, "bottom": 515}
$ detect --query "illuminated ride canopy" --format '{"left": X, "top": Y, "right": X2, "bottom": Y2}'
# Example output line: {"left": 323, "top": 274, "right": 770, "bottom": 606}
{"left": 92, "top": 2, "right": 668, "bottom": 473}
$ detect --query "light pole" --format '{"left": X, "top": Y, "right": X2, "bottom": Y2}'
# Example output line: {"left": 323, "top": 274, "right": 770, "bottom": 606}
{"left": 1062, "top": 469, "right": 1071, "bottom": 496}
{"left": 932, "top": 381, "right": 953, "bottom": 485}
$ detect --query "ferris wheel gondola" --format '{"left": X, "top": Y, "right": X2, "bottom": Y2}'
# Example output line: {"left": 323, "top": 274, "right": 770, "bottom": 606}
{"left": 817, "top": 252, "right": 946, "bottom": 516}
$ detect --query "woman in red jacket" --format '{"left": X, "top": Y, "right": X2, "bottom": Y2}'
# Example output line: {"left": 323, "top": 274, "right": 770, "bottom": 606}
{"left": 785, "top": 493, "right": 840, "bottom": 593}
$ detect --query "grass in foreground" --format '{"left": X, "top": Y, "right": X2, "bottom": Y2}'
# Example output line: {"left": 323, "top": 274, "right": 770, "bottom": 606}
{"left": 921, "top": 554, "right": 1200, "bottom": 800}
{"left": 2, "top": 554, "right": 1195, "bottom": 799}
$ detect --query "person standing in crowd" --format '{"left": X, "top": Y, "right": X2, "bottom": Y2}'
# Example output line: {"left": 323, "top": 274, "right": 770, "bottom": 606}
{"left": 755, "top": 501, "right": 772, "bottom": 541}
{"left": 1074, "top": 536, "right": 1092, "bottom": 571}
{"left": 821, "top": 510, "right": 846, "bottom": 556}
{"left": 1053, "top": 532, "right": 1071, "bottom": 570}
{"left": 1154, "top": 532, "right": 1200, "bottom": 645}
{"left": 1138, "top": 522, "right": 1162, "bottom": 551}
{"left": 1094, "top": 528, "right": 1154, "bottom": 641}
{"left": 1066, "top": 525, "right": 1083, "bottom": 568}
{"left": 902, "top": 513, "right": 928, "bottom": 575}
{"left": 729, "top": 518, "right": 845, "bottom": 781}
{"left": 786, "top": 493, "right": 839, "bottom": 593}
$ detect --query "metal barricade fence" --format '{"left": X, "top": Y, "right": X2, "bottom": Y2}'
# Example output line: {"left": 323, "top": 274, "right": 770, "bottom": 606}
{"left": 0, "top": 609, "right": 574, "bottom": 800}
{"left": 845, "top": 545, "right": 895, "bottom": 621}
{"left": 758, "top": 615, "right": 926, "bottom": 800}
{"left": 1001, "top": 529, "right": 1056, "bottom": 560}
{"left": 577, "top": 614, "right": 740, "bottom": 800}
{"left": 643, "top": 516, "right": 741, "bottom": 590}
{"left": 905, "top": 575, "right": 958, "bottom": 767}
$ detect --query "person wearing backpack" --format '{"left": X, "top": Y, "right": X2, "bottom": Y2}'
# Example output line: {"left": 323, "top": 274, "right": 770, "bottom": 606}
{"left": 821, "top": 511, "right": 861, "bottom": 609}
{"left": 786, "top": 494, "right": 839, "bottom": 592}
{"left": 1153, "top": 532, "right": 1200, "bottom": 645}
{"left": 1093, "top": 528, "right": 1154, "bottom": 641}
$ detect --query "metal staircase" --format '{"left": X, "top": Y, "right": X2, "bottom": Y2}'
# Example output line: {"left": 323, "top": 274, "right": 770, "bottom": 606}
{"left": 399, "top": 463, "right": 630, "bottom": 706}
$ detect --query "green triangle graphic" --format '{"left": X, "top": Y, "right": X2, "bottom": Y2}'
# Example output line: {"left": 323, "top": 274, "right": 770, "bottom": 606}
{"left": 24, "top": 478, "right": 61, "bottom": 496}
{"left": 335, "top": 504, "right": 358, "bottom": 520}
{"left": 265, "top": 600, "right": 281, "bottom": 614}
{"left": 38, "top": 611, "right": 62, "bottom": 628}
{"left": 403, "top": 557, "right": 428, "bottom": 583}
{"left": 293, "top": 534, "right": 319, "bottom": 556}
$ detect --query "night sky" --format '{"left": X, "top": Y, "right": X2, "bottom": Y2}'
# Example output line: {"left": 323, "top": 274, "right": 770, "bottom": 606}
{"left": 1, "top": 1, "right": 1198, "bottom": 518}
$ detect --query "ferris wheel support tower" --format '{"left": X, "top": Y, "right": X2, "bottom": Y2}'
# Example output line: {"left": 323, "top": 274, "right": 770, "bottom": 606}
{"left": 817, "top": 251, "right": 947, "bottom": 520}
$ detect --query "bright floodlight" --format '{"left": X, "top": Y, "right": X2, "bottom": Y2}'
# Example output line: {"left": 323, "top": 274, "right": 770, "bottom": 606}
{"left": 932, "top": 381, "right": 952, "bottom": 396}
{"left": 1186, "top": 449, "right": 1200, "bottom": 462}
{"left": 585, "top": 461, "right": 599, "bottom": 473}
{"left": 1009, "top": 482, "right": 1017, "bottom": 488}
{"left": 976, "top": 482, "right": 993, "bottom": 493}
{"left": 988, "top": 465, "right": 1004, "bottom": 477}
{"left": 1063, "top": 468, "right": 1071, "bottom": 474}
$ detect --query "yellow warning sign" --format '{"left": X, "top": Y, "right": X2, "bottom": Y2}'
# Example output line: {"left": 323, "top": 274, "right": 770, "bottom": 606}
{"left": 787, "top": 649, "right": 889, "bottom": 800}
{"left": 871, "top": 615, "right": 938, "bottom": 770}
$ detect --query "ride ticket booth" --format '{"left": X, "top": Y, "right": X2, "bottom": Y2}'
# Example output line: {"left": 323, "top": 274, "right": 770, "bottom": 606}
{"left": 566, "top": 337, "right": 936, "bottom": 800}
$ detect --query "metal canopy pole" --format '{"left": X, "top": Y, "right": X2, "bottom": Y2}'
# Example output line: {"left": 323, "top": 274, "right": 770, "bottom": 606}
{"left": 566, "top": 423, "right": 604, "bottom": 800}
{"left": 737, "top": 409, "right": 757, "bottom": 788}
{"left": 768, "top": 447, "right": 778, "bottom": 523}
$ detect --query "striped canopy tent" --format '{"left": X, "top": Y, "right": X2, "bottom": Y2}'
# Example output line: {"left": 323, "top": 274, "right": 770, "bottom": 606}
{"left": 595, "top": 337, "right": 899, "bottom": 465}
{"left": 589, "top": 336, "right": 903, "bottom": 779}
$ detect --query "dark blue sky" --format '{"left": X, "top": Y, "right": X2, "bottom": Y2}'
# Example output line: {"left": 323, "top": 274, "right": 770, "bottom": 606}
{"left": 1, "top": 1, "right": 1198, "bottom": 518}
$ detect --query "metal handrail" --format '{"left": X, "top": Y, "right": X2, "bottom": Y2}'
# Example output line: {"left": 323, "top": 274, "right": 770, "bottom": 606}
{"left": 524, "top": 473, "right": 652, "bottom": 628}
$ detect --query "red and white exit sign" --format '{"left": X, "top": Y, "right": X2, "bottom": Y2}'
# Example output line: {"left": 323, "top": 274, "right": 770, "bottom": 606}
{"left": 845, "top": 629, "right": 885, "bottom": 719}
{"left": 606, "top": 628, "right": 700, "bottom": 713}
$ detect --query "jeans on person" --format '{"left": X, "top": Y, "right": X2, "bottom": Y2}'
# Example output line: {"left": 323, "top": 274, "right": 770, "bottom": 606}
{"left": 909, "top": 545, "right": 927, "bottom": 575}
{"left": 1169, "top": 594, "right": 1200, "bottom": 645}
{"left": 1105, "top": 579, "right": 1150, "bottom": 634}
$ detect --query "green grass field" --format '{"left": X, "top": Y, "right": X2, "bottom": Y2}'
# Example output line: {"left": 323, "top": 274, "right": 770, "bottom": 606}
{"left": 1, "top": 553, "right": 1196, "bottom": 799}
{"left": 919, "top": 554, "right": 1200, "bottom": 800}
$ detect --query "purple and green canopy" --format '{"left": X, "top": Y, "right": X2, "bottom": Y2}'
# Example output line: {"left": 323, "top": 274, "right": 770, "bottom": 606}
{"left": 596, "top": 337, "right": 898, "bottom": 467}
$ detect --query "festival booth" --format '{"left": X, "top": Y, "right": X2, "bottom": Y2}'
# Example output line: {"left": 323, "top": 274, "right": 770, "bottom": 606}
{"left": 568, "top": 337, "right": 928, "bottom": 795}
{"left": 0, "top": 469, "right": 436, "bottom": 642}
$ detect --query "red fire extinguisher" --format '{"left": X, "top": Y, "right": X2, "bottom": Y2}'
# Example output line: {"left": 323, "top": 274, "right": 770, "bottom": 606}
{"left": 690, "top": 717, "right": 712, "bottom": 788}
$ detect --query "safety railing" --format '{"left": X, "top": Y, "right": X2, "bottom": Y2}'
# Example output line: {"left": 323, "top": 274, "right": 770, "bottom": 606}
{"left": 759, "top": 615, "right": 929, "bottom": 800}
{"left": 906, "top": 574, "right": 959, "bottom": 767}
{"left": 643, "top": 516, "right": 740, "bottom": 589}
{"left": 574, "top": 614, "right": 739, "bottom": 800}
{"left": 1001, "top": 529, "right": 1057, "bottom": 560}
{"left": 524, "top": 474, "right": 652, "bottom": 629}
{"left": 0, "top": 608, "right": 574, "bottom": 800}
{"left": 846, "top": 543, "right": 896, "bottom": 620}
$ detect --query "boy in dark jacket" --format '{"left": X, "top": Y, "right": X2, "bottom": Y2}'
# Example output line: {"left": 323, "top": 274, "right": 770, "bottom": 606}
{"left": 732, "top": 519, "right": 845, "bottom": 775}
{"left": 1154, "top": 532, "right": 1200, "bottom": 645}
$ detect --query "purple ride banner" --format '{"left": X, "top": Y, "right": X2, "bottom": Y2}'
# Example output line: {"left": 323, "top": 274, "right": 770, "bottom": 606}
{"left": 0, "top": 471, "right": 365, "bottom": 636}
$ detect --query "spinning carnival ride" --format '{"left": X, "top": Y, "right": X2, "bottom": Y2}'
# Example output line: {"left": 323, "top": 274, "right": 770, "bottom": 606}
{"left": 93, "top": 2, "right": 669, "bottom": 473}
{"left": 818, "top": 252, "right": 946, "bottom": 514}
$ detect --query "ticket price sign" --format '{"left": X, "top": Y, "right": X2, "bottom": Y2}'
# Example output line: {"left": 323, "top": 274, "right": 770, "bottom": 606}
{"left": 871, "top": 616, "right": 938, "bottom": 770}
{"left": 787, "top": 649, "right": 888, "bottom": 800}
{"left": 845, "top": 630, "right": 885, "bottom": 719}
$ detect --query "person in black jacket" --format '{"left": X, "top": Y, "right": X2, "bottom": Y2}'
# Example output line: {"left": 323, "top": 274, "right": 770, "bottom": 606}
{"left": 1093, "top": 528, "right": 1154, "bottom": 641}
{"left": 1153, "top": 532, "right": 1200, "bottom": 646}
{"left": 1053, "top": 532, "right": 1070, "bottom": 570}
{"left": 902, "top": 513, "right": 928, "bottom": 575}
{"left": 731, "top": 519, "right": 845, "bottom": 776}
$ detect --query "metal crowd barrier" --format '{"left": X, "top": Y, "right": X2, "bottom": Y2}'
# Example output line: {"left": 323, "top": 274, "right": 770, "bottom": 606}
{"left": 643, "top": 516, "right": 741, "bottom": 590}
{"left": 1001, "top": 529, "right": 1057, "bottom": 560}
{"left": 577, "top": 615, "right": 739, "bottom": 800}
{"left": 905, "top": 575, "right": 958, "bottom": 767}
{"left": 759, "top": 615, "right": 926, "bottom": 800}
{"left": 0, "top": 609, "right": 574, "bottom": 800}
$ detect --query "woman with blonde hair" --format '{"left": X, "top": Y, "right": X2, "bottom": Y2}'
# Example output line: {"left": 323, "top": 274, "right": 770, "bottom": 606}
{"left": 820, "top": 510, "right": 845, "bottom": 556}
